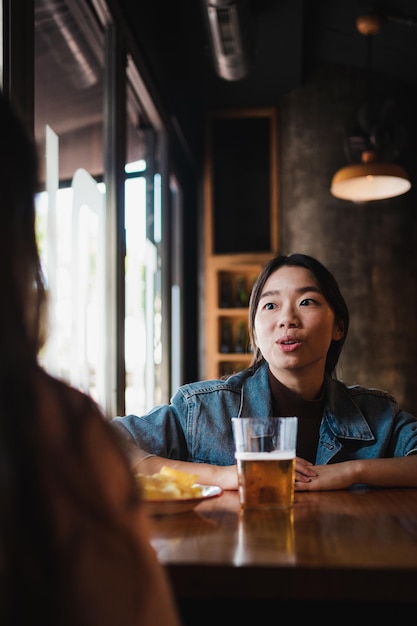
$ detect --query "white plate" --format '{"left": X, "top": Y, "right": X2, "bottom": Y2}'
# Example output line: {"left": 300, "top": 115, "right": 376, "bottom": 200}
{"left": 145, "top": 484, "right": 223, "bottom": 516}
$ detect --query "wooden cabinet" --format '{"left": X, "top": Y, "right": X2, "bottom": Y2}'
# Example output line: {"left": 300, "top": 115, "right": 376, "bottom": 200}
{"left": 204, "top": 107, "right": 279, "bottom": 379}
{"left": 205, "top": 256, "right": 275, "bottom": 379}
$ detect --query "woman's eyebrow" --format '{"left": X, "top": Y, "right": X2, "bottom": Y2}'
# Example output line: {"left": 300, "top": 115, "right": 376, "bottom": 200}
{"left": 260, "top": 285, "right": 322, "bottom": 299}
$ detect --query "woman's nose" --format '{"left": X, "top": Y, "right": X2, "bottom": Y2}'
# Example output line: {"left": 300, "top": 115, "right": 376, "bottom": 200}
{"left": 278, "top": 305, "right": 299, "bottom": 327}
{"left": 279, "top": 319, "right": 298, "bottom": 328}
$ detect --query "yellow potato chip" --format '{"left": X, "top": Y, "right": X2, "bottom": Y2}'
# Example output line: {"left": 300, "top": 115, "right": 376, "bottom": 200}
{"left": 135, "top": 467, "right": 203, "bottom": 500}
{"left": 159, "top": 465, "right": 199, "bottom": 487}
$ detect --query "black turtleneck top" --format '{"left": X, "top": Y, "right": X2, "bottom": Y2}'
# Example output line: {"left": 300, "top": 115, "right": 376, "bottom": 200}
{"left": 267, "top": 368, "right": 324, "bottom": 463}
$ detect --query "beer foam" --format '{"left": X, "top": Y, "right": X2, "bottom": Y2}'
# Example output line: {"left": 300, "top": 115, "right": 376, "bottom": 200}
{"left": 235, "top": 451, "right": 295, "bottom": 460}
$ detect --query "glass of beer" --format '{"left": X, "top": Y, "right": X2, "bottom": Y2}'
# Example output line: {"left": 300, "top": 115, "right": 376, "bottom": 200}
{"left": 232, "top": 417, "right": 298, "bottom": 510}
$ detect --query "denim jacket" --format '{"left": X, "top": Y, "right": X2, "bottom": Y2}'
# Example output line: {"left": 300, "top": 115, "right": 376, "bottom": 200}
{"left": 113, "top": 361, "right": 417, "bottom": 466}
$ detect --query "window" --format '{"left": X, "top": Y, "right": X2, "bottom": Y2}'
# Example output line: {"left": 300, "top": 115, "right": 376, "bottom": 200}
{"left": 32, "top": 0, "right": 170, "bottom": 417}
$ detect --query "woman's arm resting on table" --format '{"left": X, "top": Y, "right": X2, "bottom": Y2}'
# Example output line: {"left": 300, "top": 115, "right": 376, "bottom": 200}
{"left": 134, "top": 454, "right": 238, "bottom": 490}
{"left": 295, "top": 454, "right": 417, "bottom": 491}
{"left": 112, "top": 421, "right": 239, "bottom": 490}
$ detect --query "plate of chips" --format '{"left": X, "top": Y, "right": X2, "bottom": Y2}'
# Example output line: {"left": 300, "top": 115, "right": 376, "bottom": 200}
{"left": 135, "top": 466, "right": 223, "bottom": 515}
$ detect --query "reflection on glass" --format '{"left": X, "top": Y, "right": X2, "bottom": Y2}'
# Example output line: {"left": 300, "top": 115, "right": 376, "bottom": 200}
{"left": 234, "top": 508, "right": 295, "bottom": 566}
{"left": 34, "top": 0, "right": 165, "bottom": 416}
{"left": 36, "top": 168, "right": 105, "bottom": 409}
{"left": 34, "top": 0, "right": 107, "bottom": 410}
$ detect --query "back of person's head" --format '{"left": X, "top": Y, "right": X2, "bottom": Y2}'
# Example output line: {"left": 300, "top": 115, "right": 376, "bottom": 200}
{"left": 0, "top": 91, "right": 55, "bottom": 624}
{"left": 248, "top": 252, "right": 349, "bottom": 377}
{"left": 0, "top": 90, "right": 46, "bottom": 362}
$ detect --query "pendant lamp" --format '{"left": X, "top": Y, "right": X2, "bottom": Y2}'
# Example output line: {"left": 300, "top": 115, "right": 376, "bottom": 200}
{"left": 330, "top": 15, "right": 411, "bottom": 202}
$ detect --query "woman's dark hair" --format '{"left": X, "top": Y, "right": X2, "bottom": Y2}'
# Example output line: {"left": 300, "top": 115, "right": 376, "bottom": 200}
{"left": 0, "top": 93, "right": 46, "bottom": 359}
{"left": 0, "top": 91, "right": 55, "bottom": 622}
{"left": 248, "top": 253, "right": 349, "bottom": 377}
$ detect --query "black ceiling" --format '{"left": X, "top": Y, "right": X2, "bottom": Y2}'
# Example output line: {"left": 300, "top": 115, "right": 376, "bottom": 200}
{"left": 113, "top": 0, "right": 417, "bottom": 161}
{"left": 117, "top": 0, "right": 417, "bottom": 103}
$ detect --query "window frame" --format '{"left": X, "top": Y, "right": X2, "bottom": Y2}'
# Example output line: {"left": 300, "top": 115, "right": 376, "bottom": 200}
{"left": 4, "top": 0, "right": 176, "bottom": 417}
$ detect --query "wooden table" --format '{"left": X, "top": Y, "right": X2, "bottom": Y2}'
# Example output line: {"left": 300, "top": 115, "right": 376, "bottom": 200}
{"left": 150, "top": 488, "right": 417, "bottom": 619}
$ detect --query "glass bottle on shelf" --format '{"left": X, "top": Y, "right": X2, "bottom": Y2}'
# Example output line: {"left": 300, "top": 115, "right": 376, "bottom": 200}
{"left": 220, "top": 318, "right": 233, "bottom": 353}
{"left": 249, "top": 274, "right": 257, "bottom": 301}
{"left": 219, "top": 273, "right": 232, "bottom": 308}
{"left": 235, "top": 276, "right": 248, "bottom": 308}
{"left": 234, "top": 320, "right": 247, "bottom": 353}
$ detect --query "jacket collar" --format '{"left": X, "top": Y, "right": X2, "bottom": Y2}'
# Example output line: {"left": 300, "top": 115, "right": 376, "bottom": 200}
{"left": 239, "top": 362, "right": 374, "bottom": 442}
{"left": 324, "top": 375, "right": 374, "bottom": 441}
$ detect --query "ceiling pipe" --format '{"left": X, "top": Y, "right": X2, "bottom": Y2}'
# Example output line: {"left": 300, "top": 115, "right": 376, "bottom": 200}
{"left": 203, "top": 0, "right": 253, "bottom": 81}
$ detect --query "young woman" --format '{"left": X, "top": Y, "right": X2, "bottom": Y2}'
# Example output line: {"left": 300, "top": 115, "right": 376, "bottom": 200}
{"left": 0, "top": 91, "right": 181, "bottom": 626}
{"left": 114, "top": 253, "right": 417, "bottom": 492}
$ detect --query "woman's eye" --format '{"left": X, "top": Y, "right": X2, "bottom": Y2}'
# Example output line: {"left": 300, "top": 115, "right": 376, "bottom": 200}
{"left": 300, "top": 298, "right": 315, "bottom": 306}
{"left": 264, "top": 302, "right": 276, "bottom": 310}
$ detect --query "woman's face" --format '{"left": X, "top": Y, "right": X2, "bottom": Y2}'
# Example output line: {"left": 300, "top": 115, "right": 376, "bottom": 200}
{"left": 253, "top": 265, "right": 344, "bottom": 383}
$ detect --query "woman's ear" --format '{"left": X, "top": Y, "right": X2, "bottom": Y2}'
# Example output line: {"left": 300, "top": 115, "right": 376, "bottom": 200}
{"left": 333, "top": 321, "right": 344, "bottom": 341}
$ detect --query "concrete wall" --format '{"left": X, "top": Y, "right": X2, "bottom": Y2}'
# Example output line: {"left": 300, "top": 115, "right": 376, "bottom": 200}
{"left": 279, "top": 65, "right": 417, "bottom": 412}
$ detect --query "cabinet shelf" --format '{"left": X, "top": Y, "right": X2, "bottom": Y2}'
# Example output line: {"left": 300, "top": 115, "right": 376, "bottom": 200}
{"left": 204, "top": 257, "right": 273, "bottom": 379}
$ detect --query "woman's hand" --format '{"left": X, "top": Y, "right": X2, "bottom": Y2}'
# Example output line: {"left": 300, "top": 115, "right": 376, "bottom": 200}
{"left": 295, "top": 459, "right": 357, "bottom": 491}
{"left": 295, "top": 455, "right": 417, "bottom": 491}
{"left": 295, "top": 456, "right": 318, "bottom": 484}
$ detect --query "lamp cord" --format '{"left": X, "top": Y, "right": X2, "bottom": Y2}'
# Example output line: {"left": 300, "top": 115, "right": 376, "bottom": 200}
{"left": 365, "top": 33, "right": 375, "bottom": 151}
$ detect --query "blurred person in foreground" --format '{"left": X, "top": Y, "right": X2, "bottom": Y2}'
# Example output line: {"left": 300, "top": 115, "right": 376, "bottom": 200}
{"left": 0, "top": 90, "right": 181, "bottom": 626}
{"left": 113, "top": 253, "right": 417, "bottom": 492}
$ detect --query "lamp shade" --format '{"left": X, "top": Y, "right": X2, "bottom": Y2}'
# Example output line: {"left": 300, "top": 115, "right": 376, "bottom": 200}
{"left": 330, "top": 162, "right": 411, "bottom": 202}
{"left": 330, "top": 15, "right": 413, "bottom": 203}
